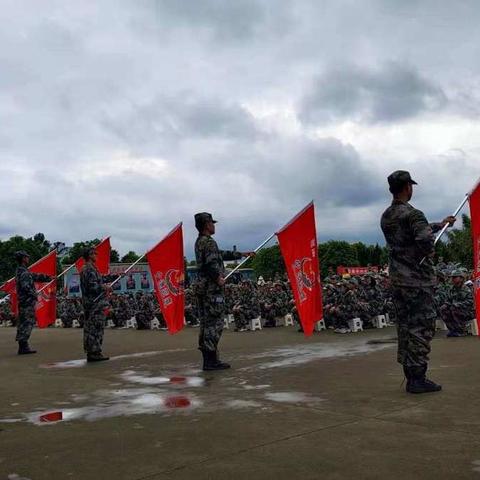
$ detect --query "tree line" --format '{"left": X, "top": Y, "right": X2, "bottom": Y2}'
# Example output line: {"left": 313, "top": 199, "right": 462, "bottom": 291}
{"left": 0, "top": 214, "right": 473, "bottom": 283}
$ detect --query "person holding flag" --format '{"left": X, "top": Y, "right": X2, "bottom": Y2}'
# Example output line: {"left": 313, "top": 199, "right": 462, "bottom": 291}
{"left": 381, "top": 171, "right": 456, "bottom": 394}
{"left": 193, "top": 212, "right": 253, "bottom": 371}
{"left": 14, "top": 250, "right": 53, "bottom": 355}
{"left": 79, "top": 246, "right": 116, "bottom": 363}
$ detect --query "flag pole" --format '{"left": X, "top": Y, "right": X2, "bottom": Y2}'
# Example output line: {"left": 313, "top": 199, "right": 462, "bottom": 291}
{"left": 109, "top": 254, "right": 146, "bottom": 289}
{"left": 224, "top": 232, "right": 276, "bottom": 281}
{"left": 36, "top": 263, "right": 76, "bottom": 295}
{"left": 419, "top": 179, "right": 480, "bottom": 265}
{"left": 91, "top": 254, "right": 146, "bottom": 303}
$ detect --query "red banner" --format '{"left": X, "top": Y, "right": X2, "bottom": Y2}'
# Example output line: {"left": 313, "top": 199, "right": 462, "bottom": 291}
{"left": 470, "top": 182, "right": 480, "bottom": 336}
{"left": 0, "top": 278, "right": 18, "bottom": 317}
{"left": 75, "top": 238, "right": 111, "bottom": 275}
{"left": 277, "top": 202, "right": 323, "bottom": 336}
{"left": 31, "top": 251, "right": 57, "bottom": 328}
{"left": 0, "top": 251, "right": 57, "bottom": 326}
{"left": 146, "top": 224, "right": 185, "bottom": 334}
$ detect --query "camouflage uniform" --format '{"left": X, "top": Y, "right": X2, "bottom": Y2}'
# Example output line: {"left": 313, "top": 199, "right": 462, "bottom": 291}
{"left": 440, "top": 276, "right": 474, "bottom": 336}
{"left": 194, "top": 234, "right": 227, "bottom": 352}
{"left": 15, "top": 266, "right": 51, "bottom": 343}
{"left": 80, "top": 263, "right": 110, "bottom": 356}
{"left": 381, "top": 199, "right": 442, "bottom": 368}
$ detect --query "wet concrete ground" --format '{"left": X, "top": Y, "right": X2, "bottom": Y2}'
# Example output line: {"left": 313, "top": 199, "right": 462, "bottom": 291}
{"left": 1, "top": 326, "right": 480, "bottom": 479}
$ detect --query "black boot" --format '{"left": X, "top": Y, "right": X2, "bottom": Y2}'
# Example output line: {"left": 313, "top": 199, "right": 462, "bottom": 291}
{"left": 18, "top": 341, "right": 37, "bottom": 355}
{"left": 213, "top": 351, "right": 231, "bottom": 370}
{"left": 87, "top": 352, "right": 110, "bottom": 363}
{"left": 406, "top": 366, "right": 441, "bottom": 394}
{"left": 403, "top": 365, "right": 411, "bottom": 390}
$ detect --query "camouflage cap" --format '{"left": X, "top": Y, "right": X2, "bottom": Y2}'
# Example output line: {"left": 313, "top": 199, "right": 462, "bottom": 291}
{"left": 387, "top": 170, "right": 418, "bottom": 189}
{"left": 451, "top": 268, "right": 468, "bottom": 278}
{"left": 14, "top": 250, "right": 30, "bottom": 261}
{"left": 194, "top": 212, "right": 217, "bottom": 230}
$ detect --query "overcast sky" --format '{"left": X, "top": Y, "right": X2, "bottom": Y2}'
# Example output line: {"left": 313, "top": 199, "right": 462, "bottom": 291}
{"left": 1, "top": 0, "right": 479, "bottom": 257}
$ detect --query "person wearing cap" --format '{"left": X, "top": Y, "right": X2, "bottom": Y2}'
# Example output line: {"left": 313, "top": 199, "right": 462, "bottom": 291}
{"left": 79, "top": 247, "right": 117, "bottom": 362}
{"left": 381, "top": 170, "right": 456, "bottom": 393}
{"left": 439, "top": 269, "right": 474, "bottom": 337}
{"left": 193, "top": 212, "right": 253, "bottom": 371}
{"left": 14, "top": 250, "right": 53, "bottom": 355}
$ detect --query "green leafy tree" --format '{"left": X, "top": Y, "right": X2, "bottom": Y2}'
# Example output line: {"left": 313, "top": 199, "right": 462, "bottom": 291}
{"left": 121, "top": 251, "right": 140, "bottom": 263}
{"left": 251, "top": 245, "right": 285, "bottom": 279}
{"left": 110, "top": 249, "right": 120, "bottom": 263}
{"left": 0, "top": 233, "right": 51, "bottom": 283}
{"left": 61, "top": 239, "right": 102, "bottom": 265}
{"left": 319, "top": 240, "right": 359, "bottom": 277}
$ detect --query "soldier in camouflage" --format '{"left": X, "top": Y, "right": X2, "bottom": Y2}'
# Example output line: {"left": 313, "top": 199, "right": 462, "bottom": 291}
{"left": 440, "top": 269, "right": 474, "bottom": 337}
{"left": 14, "top": 250, "right": 53, "bottom": 355}
{"left": 381, "top": 170, "right": 456, "bottom": 394}
{"left": 193, "top": 212, "right": 252, "bottom": 371}
{"left": 79, "top": 247, "right": 116, "bottom": 362}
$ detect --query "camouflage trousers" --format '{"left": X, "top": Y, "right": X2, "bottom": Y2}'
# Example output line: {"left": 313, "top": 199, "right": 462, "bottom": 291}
{"left": 197, "top": 293, "right": 225, "bottom": 352}
{"left": 83, "top": 306, "right": 105, "bottom": 355}
{"left": 392, "top": 286, "right": 436, "bottom": 368}
{"left": 16, "top": 305, "right": 36, "bottom": 342}
{"left": 440, "top": 306, "right": 470, "bottom": 335}
{"left": 233, "top": 309, "right": 248, "bottom": 329}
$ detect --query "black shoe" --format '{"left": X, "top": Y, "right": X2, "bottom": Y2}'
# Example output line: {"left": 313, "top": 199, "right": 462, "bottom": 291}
{"left": 213, "top": 351, "right": 231, "bottom": 370}
{"left": 87, "top": 353, "right": 110, "bottom": 363}
{"left": 406, "top": 366, "right": 441, "bottom": 394}
{"left": 18, "top": 341, "right": 37, "bottom": 355}
{"left": 201, "top": 350, "right": 230, "bottom": 371}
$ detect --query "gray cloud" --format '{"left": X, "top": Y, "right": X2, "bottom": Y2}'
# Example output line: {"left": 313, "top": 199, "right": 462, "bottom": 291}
{"left": 0, "top": 1, "right": 479, "bottom": 257}
{"left": 299, "top": 63, "right": 448, "bottom": 125}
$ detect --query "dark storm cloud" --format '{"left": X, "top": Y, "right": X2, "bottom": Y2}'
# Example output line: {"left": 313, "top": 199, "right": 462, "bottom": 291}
{"left": 299, "top": 63, "right": 448, "bottom": 125}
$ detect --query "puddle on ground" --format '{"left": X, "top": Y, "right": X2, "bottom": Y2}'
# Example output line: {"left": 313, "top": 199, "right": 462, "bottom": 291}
{"left": 264, "top": 392, "right": 320, "bottom": 404}
{"left": 120, "top": 370, "right": 205, "bottom": 388}
{"left": 4, "top": 339, "right": 393, "bottom": 426}
{"left": 40, "top": 348, "right": 189, "bottom": 369}
{"left": 244, "top": 340, "right": 394, "bottom": 370}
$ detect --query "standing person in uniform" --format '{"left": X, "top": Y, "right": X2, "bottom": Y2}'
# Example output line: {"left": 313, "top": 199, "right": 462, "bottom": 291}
{"left": 193, "top": 212, "right": 252, "bottom": 371}
{"left": 14, "top": 250, "right": 53, "bottom": 355}
{"left": 381, "top": 171, "right": 456, "bottom": 394}
{"left": 79, "top": 247, "right": 114, "bottom": 363}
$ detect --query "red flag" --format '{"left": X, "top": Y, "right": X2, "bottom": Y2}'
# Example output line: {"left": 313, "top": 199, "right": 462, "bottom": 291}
{"left": 0, "top": 278, "right": 18, "bottom": 317}
{"left": 277, "top": 202, "right": 323, "bottom": 336}
{"left": 470, "top": 182, "right": 480, "bottom": 335}
{"left": 146, "top": 224, "right": 185, "bottom": 334}
{"left": 31, "top": 250, "right": 57, "bottom": 328}
{"left": 75, "top": 237, "right": 111, "bottom": 275}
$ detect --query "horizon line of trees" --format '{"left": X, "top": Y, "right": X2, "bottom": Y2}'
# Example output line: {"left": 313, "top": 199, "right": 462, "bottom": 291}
{"left": 0, "top": 214, "right": 474, "bottom": 283}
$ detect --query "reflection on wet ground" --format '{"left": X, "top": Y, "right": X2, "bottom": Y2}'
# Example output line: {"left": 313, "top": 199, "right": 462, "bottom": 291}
{"left": 2, "top": 339, "right": 394, "bottom": 426}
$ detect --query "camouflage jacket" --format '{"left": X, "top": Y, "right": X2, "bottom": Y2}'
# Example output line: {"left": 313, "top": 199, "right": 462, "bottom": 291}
{"left": 15, "top": 266, "right": 51, "bottom": 308}
{"left": 80, "top": 263, "right": 109, "bottom": 311}
{"left": 381, "top": 200, "right": 443, "bottom": 287}
{"left": 445, "top": 284, "right": 474, "bottom": 314}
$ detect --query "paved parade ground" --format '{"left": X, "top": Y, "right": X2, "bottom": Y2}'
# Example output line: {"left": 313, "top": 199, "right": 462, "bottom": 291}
{"left": 1, "top": 326, "right": 480, "bottom": 480}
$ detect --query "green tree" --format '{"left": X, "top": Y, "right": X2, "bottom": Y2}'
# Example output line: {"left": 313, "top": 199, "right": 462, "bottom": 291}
{"left": 110, "top": 249, "right": 120, "bottom": 263}
{"left": 439, "top": 214, "right": 473, "bottom": 268}
{"left": 121, "top": 251, "right": 140, "bottom": 263}
{"left": 319, "top": 240, "right": 359, "bottom": 277}
{"left": 0, "top": 233, "right": 51, "bottom": 282}
{"left": 251, "top": 245, "right": 285, "bottom": 279}
{"left": 61, "top": 239, "right": 102, "bottom": 265}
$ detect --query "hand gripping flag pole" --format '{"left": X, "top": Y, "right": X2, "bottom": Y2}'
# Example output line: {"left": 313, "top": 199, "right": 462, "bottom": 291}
{"left": 224, "top": 233, "right": 276, "bottom": 281}
{"left": 420, "top": 178, "right": 480, "bottom": 265}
